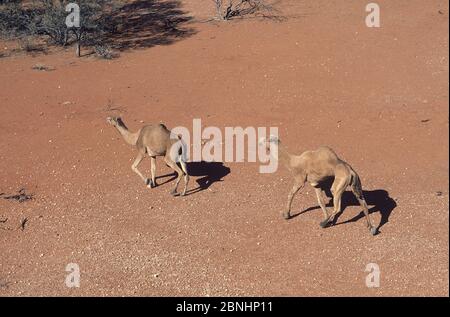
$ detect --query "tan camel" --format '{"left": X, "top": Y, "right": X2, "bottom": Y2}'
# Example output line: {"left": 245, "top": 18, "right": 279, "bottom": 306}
{"left": 260, "top": 136, "right": 377, "bottom": 235}
{"left": 106, "top": 117, "right": 189, "bottom": 196}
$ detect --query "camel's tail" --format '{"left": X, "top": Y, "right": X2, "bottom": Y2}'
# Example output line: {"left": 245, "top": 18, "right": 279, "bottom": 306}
{"left": 350, "top": 169, "right": 364, "bottom": 200}
{"left": 349, "top": 167, "right": 377, "bottom": 235}
{"left": 177, "top": 134, "right": 189, "bottom": 175}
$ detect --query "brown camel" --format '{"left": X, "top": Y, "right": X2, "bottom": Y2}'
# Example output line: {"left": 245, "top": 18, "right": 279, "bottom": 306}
{"left": 260, "top": 136, "right": 377, "bottom": 235}
{"left": 107, "top": 117, "right": 189, "bottom": 196}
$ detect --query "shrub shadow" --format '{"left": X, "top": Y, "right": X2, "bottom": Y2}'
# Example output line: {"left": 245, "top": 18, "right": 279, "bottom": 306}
{"left": 103, "top": 0, "right": 196, "bottom": 51}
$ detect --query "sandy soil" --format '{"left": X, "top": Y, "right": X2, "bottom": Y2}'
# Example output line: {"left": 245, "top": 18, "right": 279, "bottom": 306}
{"left": 0, "top": 0, "right": 448, "bottom": 296}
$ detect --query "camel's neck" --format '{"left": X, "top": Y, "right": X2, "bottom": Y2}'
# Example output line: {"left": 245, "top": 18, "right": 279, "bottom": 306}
{"left": 273, "top": 142, "right": 294, "bottom": 169}
{"left": 114, "top": 124, "right": 139, "bottom": 146}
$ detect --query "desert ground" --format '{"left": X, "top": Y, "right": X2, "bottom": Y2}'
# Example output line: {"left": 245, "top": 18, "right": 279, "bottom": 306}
{"left": 0, "top": 0, "right": 448, "bottom": 296}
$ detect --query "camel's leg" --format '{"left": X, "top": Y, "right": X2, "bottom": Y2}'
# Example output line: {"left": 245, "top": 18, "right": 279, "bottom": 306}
{"left": 331, "top": 182, "right": 346, "bottom": 221}
{"left": 315, "top": 188, "right": 330, "bottom": 228}
{"left": 179, "top": 159, "right": 189, "bottom": 196}
{"left": 148, "top": 156, "right": 157, "bottom": 188}
{"left": 323, "top": 174, "right": 349, "bottom": 226}
{"left": 351, "top": 177, "right": 377, "bottom": 235}
{"left": 164, "top": 156, "right": 184, "bottom": 196}
{"left": 132, "top": 151, "right": 148, "bottom": 185}
{"left": 284, "top": 182, "right": 304, "bottom": 220}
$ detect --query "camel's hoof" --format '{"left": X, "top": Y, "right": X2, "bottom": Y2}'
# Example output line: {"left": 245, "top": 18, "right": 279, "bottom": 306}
{"left": 282, "top": 212, "right": 291, "bottom": 220}
{"left": 170, "top": 190, "right": 179, "bottom": 197}
{"left": 319, "top": 220, "right": 329, "bottom": 228}
{"left": 370, "top": 227, "right": 378, "bottom": 236}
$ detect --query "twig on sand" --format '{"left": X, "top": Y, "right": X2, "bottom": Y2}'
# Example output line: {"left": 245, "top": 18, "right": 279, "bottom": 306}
{"left": 20, "top": 218, "right": 28, "bottom": 231}
{"left": 1, "top": 188, "right": 33, "bottom": 202}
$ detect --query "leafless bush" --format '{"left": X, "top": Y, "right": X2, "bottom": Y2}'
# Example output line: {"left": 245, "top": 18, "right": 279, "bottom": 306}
{"left": 18, "top": 37, "right": 33, "bottom": 51}
{"left": 212, "top": 0, "right": 279, "bottom": 21}
{"left": 1, "top": 0, "right": 192, "bottom": 57}
{"left": 18, "top": 37, "right": 46, "bottom": 53}
{"left": 94, "top": 44, "right": 119, "bottom": 59}
{"left": 32, "top": 1, "right": 70, "bottom": 46}
{"left": 0, "top": 1, "right": 33, "bottom": 38}
{"left": 0, "top": 1, "right": 122, "bottom": 57}
{"left": 31, "top": 63, "right": 54, "bottom": 71}
{"left": 34, "top": 0, "right": 120, "bottom": 57}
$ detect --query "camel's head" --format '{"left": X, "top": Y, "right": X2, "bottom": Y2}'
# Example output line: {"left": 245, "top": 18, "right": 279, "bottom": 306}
{"left": 258, "top": 135, "right": 280, "bottom": 153}
{"left": 106, "top": 116, "right": 124, "bottom": 127}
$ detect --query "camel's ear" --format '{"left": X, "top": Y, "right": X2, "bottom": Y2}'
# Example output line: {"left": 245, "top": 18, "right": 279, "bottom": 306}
{"left": 258, "top": 137, "right": 267, "bottom": 146}
{"left": 269, "top": 135, "right": 280, "bottom": 144}
{"left": 177, "top": 134, "right": 182, "bottom": 140}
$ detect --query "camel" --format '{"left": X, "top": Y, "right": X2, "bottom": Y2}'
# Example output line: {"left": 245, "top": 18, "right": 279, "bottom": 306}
{"left": 260, "top": 136, "right": 377, "bottom": 235}
{"left": 106, "top": 117, "right": 189, "bottom": 196}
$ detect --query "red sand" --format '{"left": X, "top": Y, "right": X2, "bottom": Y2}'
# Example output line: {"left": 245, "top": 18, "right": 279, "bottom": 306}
{"left": 0, "top": 0, "right": 448, "bottom": 296}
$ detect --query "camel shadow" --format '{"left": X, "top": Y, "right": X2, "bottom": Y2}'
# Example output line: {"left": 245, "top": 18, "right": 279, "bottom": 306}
{"left": 331, "top": 190, "right": 397, "bottom": 233}
{"left": 290, "top": 179, "right": 396, "bottom": 234}
{"left": 183, "top": 161, "right": 230, "bottom": 196}
{"left": 155, "top": 171, "right": 177, "bottom": 186}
